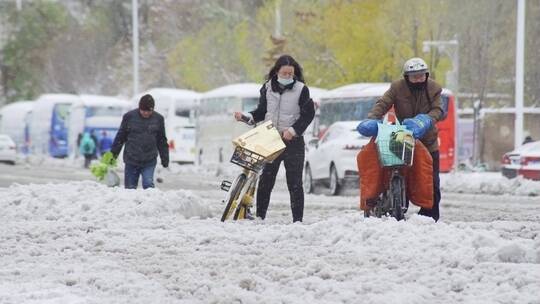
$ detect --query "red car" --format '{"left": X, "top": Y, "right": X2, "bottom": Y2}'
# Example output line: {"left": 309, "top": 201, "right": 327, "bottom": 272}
{"left": 501, "top": 140, "right": 540, "bottom": 180}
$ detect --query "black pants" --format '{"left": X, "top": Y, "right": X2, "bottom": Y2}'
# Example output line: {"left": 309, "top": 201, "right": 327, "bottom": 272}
{"left": 256, "top": 136, "right": 305, "bottom": 222}
{"left": 418, "top": 151, "right": 441, "bottom": 221}
{"left": 83, "top": 154, "right": 92, "bottom": 168}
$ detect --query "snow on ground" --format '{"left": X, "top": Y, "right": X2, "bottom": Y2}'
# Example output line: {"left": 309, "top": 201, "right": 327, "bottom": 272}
{"left": 1, "top": 181, "right": 539, "bottom": 303}
{"left": 441, "top": 172, "right": 540, "bottom": 197}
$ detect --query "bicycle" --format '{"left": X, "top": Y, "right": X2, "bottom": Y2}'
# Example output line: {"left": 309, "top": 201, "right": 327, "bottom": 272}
{"left": 363, "top": 121, "right": 415, "bottom": 221}
{"left": 220, "top": 119, "right": 286, "bottom": 222}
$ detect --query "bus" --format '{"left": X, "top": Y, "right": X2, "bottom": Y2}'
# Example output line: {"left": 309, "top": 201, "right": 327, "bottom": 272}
{"left": 0, "top": 101, "right": 34, "bottom": 154}
{"left": 68, "top": 95, "right": 130, "bottom": 157}
{"left": 30, "top": 94, "right": 78, "bottom": 157}
{"left": 197, "top": 83, "right": 261, "bottom": 165}
{"left": 318, "top": 83, "right": 457, "bottom": 172}
{"left": 135, "top": 88, "right": 200, "bottom": 164}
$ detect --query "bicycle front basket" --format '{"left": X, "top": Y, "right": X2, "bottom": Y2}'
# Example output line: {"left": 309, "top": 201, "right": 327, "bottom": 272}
{"left": 230, "top": 145, "right": 266, "bottom": 172}
{"left": 375, "top": 123, "right": 415, "bottom": 167}
{"left": 232, "top": 120, "right": 286, "bottom": 161}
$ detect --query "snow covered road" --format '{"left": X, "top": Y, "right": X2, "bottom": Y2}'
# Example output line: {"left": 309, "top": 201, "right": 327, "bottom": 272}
{"left": 0, "top": 163, "right": 539, "bottom": 303}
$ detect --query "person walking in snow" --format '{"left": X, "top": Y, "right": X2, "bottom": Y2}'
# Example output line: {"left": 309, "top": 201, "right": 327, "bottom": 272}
{"left": 357, "top": 57, "right": 444, "bottom": 221}
{"left": 110, "top": 94, "right": 169, "bottom": 189}
{"left": 79, "top": 132, "right": 96, "bottom": 169}
{"left": 233, "top": 55, "right": 315, "bottom": 222}
{"left": 99, "top": 130, "right": 113, "bottom": 156}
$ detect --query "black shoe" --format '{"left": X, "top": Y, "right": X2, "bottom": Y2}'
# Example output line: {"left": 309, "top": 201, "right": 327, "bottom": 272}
{"left": 245, "top": 208, "right": 255, "bottom": 220}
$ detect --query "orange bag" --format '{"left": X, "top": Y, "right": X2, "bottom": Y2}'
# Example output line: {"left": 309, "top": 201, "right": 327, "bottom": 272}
{"left": 357, "top": 139, "right": 433, "bottom": 211}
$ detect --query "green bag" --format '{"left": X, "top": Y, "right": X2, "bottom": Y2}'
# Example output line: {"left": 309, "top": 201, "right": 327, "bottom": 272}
{"left": 90, "top": 152, "right": 118, "bottom": 181}
{"left": 375, "top": 118, "right": 415, "bottom": 167}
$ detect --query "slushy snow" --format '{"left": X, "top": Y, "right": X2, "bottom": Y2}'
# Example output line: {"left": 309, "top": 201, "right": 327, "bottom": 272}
{"left": 1, "top": 181, "right": 539, "bottom": 303}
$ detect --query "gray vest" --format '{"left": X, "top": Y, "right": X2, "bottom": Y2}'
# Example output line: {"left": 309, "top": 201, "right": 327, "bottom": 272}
{"left": 264, "top": 81, "right": 304, "bottom": 133}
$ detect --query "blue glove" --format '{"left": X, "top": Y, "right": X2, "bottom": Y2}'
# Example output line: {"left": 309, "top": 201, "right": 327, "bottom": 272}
{"left": 356, "top": 119, "right": 381, "bottom": 137}
{"left": 403, "top": 114, "right": 433, "bottom": 139}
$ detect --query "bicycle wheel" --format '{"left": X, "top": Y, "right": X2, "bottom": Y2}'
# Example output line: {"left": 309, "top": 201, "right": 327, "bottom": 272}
{"left": 221, "top": 173, "right": 247, "bottom": 222}
{"left": 390, "top": 175, "right": 405, "bottom": 221}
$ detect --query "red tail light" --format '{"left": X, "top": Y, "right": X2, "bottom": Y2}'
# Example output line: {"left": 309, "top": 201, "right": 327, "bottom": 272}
{"left": 168, "top": 140, "right": 175, "bottom": 150}
{"left": 502, "top": 154, "right": 511, "bottom": 165}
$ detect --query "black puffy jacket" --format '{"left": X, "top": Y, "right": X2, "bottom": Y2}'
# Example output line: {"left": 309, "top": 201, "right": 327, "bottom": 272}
{"left": 111, "top": 109, "right": 169, "bottom": 167}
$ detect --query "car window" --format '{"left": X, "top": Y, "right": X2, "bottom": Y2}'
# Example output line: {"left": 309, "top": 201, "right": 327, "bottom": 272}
{"left": 523, "top": 141, "right": 540, "bottom": 152}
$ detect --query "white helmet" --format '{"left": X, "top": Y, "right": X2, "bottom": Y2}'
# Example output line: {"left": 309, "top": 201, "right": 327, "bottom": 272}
{"left": 403, "top": 57, "right": 429, "bottom": 76}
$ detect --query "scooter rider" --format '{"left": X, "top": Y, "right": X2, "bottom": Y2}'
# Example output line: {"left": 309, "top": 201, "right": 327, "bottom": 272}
{"left": 357, "top": 57, "right": 444, "bottom": 221}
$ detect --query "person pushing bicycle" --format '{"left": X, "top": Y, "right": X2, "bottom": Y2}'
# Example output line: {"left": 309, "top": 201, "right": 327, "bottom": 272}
{"left": 233, "top": 55, "right": 315, "bottom": 223}
{"left": 357, "top": 57, "right": 444, "bottom": 221}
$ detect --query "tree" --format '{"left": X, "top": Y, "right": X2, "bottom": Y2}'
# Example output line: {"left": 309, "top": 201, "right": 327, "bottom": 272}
{"left": 1, "top": 2, "right": 69, "bottom": 102}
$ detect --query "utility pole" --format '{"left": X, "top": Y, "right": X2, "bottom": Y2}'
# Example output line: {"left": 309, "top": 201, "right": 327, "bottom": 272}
{"left": 132, "top": 0, "right": 139, "bottom": 96}
{"left": 514, "top": 0, "right": 525, "bottom": 149}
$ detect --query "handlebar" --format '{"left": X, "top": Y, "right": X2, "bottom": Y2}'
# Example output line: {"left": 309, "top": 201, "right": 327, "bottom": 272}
{"left": 239, "top": 114, "right": 255, "bottom": 126}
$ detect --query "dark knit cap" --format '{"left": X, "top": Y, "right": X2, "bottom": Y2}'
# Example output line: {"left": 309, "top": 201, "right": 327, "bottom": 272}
{"left": 139, "top": 94, "right": 155, "bottom": 111}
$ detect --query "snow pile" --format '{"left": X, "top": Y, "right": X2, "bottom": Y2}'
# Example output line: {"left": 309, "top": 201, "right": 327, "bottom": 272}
{"left": 0, "top": 181, "right": 213, "bottom": 223}
{"left": 441, "top": 172, "right": 540, "bottom": 196}
{"left": 0, "top": 180, "right": 539, "bottom": 303}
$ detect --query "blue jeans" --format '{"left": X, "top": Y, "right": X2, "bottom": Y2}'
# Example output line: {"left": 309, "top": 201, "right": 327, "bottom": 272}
{"left": 124, "top": 159, "right": 156, "bottom": 189}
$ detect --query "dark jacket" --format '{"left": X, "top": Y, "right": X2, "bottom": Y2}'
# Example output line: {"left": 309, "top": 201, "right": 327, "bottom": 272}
{"left": 111, "top": 109, "right": 169, "bottom": 167}
{"left": 367, "top": 78, "right": 444, "bottom": 152}
{"left": 250, "top": 78, "right": 315, "bottom": 136}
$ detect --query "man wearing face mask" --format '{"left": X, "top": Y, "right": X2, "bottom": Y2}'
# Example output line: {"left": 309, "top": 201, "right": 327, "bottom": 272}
{"left": 234, "top": 54, "right": 315, "bottom": 223}
{"left": 357, "top": 57, "right": 444, "bottom": 221}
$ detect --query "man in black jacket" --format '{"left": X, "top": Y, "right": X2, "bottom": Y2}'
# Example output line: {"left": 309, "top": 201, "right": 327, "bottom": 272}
{"left": 111, "top": 94, "right": 169, "bottom": 189}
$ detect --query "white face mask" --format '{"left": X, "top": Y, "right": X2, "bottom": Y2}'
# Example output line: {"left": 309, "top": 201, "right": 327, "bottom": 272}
{"left": 277, "top": 77, "right": 294, "bottom": 86}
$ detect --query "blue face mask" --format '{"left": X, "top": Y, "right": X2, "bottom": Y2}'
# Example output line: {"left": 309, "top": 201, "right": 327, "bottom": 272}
{"left": 277, "top": 77, "right": 294, "bottom": 86}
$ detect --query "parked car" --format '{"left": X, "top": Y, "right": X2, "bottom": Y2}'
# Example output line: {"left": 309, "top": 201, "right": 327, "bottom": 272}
{"left": 501, "top": 140, "right": 540, "bottom": 180}
{"left": 0, "top": 134, "right": 17, "bottom": 165}
{"left": 303, "top": 121, "right": 369, "bottom": 195}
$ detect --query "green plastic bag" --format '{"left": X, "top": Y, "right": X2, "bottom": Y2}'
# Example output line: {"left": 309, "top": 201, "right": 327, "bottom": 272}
{"left": 375, "top": 119, "right": 415, "bottom": 167}
{"left": 90, "top": 152, "right": 117, "bottom": 181}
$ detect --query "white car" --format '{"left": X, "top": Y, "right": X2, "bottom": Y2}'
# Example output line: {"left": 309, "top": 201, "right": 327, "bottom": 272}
{"left": 501, "top": 140, "right": 540, "bottom": 180}
{"left": 0, "top": 134, "right": 17, "bottom": 165}
{"left": 303, "top": 121, "right": 369, "bottom": 195}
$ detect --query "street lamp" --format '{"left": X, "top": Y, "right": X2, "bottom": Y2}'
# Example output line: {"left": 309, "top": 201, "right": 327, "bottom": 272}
{"left": 132, "top": 0, "right": 139, "bottom": 96}
{"left": 514, "top": 0, "right": 525, "bottom": 149}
